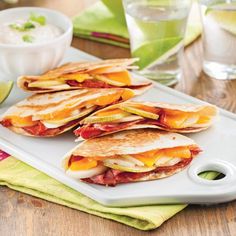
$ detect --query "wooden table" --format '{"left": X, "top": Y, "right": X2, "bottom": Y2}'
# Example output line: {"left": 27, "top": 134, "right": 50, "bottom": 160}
{"left": 0, "top": 1, "right": 236, "bottom": 235}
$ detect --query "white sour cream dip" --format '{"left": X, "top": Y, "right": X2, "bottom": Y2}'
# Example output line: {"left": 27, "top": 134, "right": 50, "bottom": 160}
{"left": 0, "top": 18, "right": 63, "bottom": 45}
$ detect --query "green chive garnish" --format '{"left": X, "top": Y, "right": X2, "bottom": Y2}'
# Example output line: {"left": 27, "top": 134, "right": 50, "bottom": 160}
{"left": 29, "top": 12, "right": 46, "bottom": 26}
{"left": 9, "top": 22, "right": 35, "bottom": 32}
{"left": 22, "top": 35, "right": 34, "bottom": 43}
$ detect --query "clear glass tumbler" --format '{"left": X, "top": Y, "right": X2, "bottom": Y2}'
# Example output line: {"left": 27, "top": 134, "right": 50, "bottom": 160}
{"left": 200, "top": 0, "right": 236, "bottom": 80}
{"left": 122, "top": 0, "right": 192, "bottom": 86}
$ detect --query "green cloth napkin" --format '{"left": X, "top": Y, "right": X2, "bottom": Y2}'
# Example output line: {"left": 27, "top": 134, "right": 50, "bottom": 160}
{"left": 73, "top": 1, "right": 202, "bottom": 48}
{"left": 0, "top": 156, "right": 218, "bottom": 231}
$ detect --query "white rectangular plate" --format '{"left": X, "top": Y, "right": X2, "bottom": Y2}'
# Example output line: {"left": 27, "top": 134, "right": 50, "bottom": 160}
{"left": 1, "top": 47, "right": 236, "bottom": 207}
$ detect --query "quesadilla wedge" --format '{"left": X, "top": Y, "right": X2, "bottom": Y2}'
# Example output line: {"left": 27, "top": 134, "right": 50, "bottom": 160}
{"left": 63, "top": 129, "right": 201, "bottom": 186}
{"left": 18, "top": 58, "right": 151, "bottom": 93}
{"left": 74, "top": 101, "right": 218, "bottom": 139}
{"left": 0, "top": 88, "right": 143, "bottom": 137}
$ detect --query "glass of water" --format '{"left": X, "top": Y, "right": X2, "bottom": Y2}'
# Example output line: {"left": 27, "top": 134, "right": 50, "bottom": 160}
{"left": 122, "top": 0, "right": 192, "bottom": 86}
{"left": 200, "top": 0, "right": 236, "bottom": 80}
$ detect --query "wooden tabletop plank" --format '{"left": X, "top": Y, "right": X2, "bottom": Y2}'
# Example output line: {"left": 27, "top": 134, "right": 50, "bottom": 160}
{"left": 0, "top": 0, "right": 236, "bottom": 235}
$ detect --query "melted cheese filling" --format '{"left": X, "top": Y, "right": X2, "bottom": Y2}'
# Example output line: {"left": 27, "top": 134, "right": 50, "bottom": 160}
{"left": 28, "top": 70, "right": 131, "bottom": 88}
{"left": 131, "top": 146, "right": 191, "bottom": 167}
{"left": 162, "top": 111, "right": 212, "bottom": 129}
{"left": 91, "top": 105, "right": 212, "bottom": 129}
{"left": 68, "top": 146, "right": 193, "bottom": 171}
{"left": 4, "top": 91, "right": 131, "bottom": 128}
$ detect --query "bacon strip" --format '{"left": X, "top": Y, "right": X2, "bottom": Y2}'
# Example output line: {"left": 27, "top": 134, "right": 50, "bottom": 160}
{"left": 24, "top": 82, "right": 51, "bottom": 92}
{"left": 0, "top": 118, "right": 81, "bottom": 137}
{"left": 82, "top": 158, "right": 193, "bottom": 186}
{"left": 24, "top": 78, "right": 151, "bottom": 91}
{"left": 22, "top": 119, "right": 81, "bottom": 136}
{"left": 76, "top": 113, "right": 202, "bottom": 139}
{"left": 74, "top": 120, "right": 141, "bottom": 138}
{"left": 66, "top": 79, "right": 114, "bottom": 88}
{"left": 68, "top": 155, "right": 84, "bottom": 167}
{"left": 74, "top": 119, "right": 158, "bottom": 139}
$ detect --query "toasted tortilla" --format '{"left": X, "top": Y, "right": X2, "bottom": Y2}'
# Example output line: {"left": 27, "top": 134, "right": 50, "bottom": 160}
{"left": 67, "top": 129, "right": 196, "bottom": 158}
{"left": 17, "top": 58, "right": 152, "bottom": 93}
{"left": 75, "top": 101, "right": 218, "bottom": 139}
{"left": 0, "top": 88, "right": 144, "bottom": 137}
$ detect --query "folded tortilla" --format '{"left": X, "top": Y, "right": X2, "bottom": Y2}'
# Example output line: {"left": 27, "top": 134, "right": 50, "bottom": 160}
{"left": 63, "top": 129, "right": 201, "bottom": 186}
{"left": 0, "top": 88, "right": 145, "bottom": 137}
{"left": 18, "top": 58, "right": 151, "bottom": 93}
{"left": 74, "top": 101, "right": 218, "bottom": 139}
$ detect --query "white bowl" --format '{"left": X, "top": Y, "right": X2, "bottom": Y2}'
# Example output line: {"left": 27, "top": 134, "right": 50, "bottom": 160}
{"left": 0, "top": 7, "right": 73, "bottom": 81}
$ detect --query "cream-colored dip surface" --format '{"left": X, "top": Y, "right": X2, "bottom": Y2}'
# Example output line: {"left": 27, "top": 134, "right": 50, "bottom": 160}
{"left": 0, "top": 14, "right": 63, "bottom": 45}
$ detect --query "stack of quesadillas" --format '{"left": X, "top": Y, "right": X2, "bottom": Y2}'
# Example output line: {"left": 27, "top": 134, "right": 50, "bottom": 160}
{"left": 0, "top": 59, "right": 151, "bottom": 137}
{"left": 0, "top": 58, "right": 218, "bottom": 186}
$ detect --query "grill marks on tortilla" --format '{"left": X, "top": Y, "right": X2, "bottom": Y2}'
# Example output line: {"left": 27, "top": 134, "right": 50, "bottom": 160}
{"left": 38, "top": 59, "right": 139, "bottom": 79}
{"left": 18, "top": 59, "right": 137, "bottom": 83}
{"left": 72, "top": 129, "right": 196, "bottom": 157}
{"left": 4, "top": 89, "right": 120, "bottom": 119}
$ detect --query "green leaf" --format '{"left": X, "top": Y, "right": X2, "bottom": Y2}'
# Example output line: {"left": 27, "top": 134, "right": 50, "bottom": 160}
{"left": 22, "top": 35, "right": 34, "bottom": 43}
{"left": 30, "top": 12, "right": 46, "bottom": 26}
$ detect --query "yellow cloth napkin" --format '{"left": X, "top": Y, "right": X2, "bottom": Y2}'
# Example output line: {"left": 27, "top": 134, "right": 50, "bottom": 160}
{"left": 0, "top": 155, "right": 218, "bottom": 230}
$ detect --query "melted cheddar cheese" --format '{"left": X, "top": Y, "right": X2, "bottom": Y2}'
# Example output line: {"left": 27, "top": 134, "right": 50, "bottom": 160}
{"left": 70, "top": 158, "right": 97, "bottom": 171}
{"left": 197, "top": 116, "right": 211, "bottom": 124}
{"left": 90, "top": 67, "right": 131, "bottom": 86}
{"left": 5, "top": 90, "right": 132, "bottom": 128}
{"left": 132, "top": 147, "right": 191, "bottom": 167}
{"left": 162, "top": 112, "right": 200, "bottom": 129}
{"left": 91, "top": 93, "right": 122, "bottom": 106}
{"left": 60, "top": 73, "right": 91, "bottom": 82}
{"left": 106, "top": 71, "right": 131, "bottom": 85}
{"left": 68, "top": 147, "right": 192, "bottom": 171}
{"left": 69, "top": 156, "right": 114, "bottom": 170}
{"left": 89, "top": 66, "right": 112, "bottom": 74}
{"left": 133, "top": 104, "right": 160, "bottom": 114}
{"left": 7, "top": 116, "right": 37, "bottom": 127}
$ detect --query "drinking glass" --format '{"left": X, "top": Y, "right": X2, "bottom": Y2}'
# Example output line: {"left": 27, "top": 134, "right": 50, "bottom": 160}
{"left": 200, "top": 0, "right": 236, "bottom": 80}
{"left": 122, "top": 0, "right": 192, "bottom": 86}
